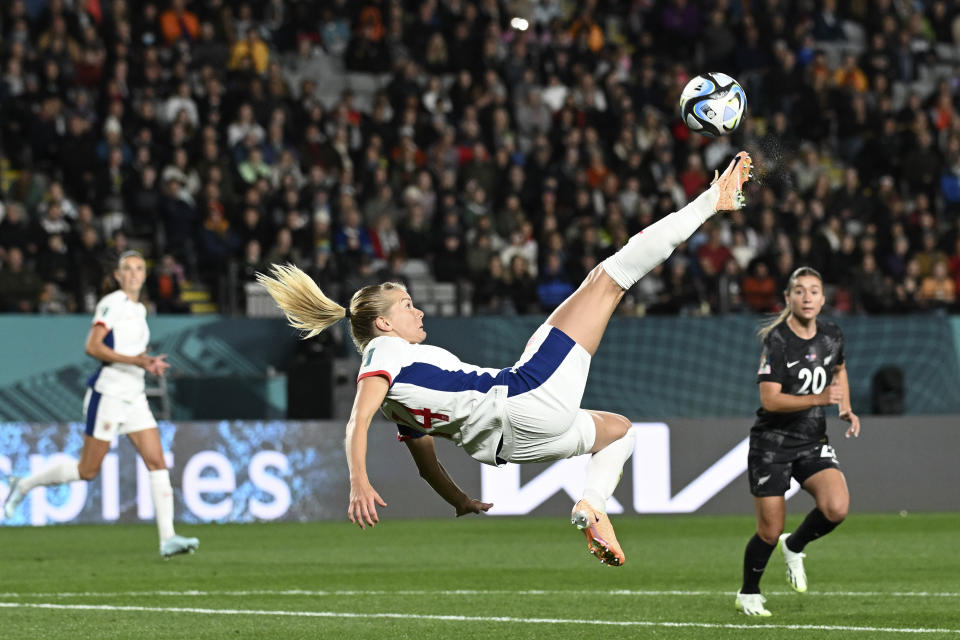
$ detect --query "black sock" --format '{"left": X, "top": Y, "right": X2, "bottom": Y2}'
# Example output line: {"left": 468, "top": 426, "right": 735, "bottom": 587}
{"left": 741, "top": 534, "right": 776, "bottom": 594}
{"left": 786, "top": 508, "right": 842, "bottom": 553}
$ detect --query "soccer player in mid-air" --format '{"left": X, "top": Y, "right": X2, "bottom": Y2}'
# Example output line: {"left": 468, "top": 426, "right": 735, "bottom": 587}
{"left": 3, "top": 251, "right": 199, "bottom": 558}
{"left": 258, "top": 153, "right": 753, "bottom": 567}
{"left": 736, "top": 266, "right": 861, "bottom": 615}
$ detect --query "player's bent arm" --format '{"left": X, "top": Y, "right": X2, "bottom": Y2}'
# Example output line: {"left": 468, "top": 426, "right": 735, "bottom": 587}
{"left": 345, "top": 375, "right": 389, "bottom": 484}
{"left": 404, "top": 435, "right": 473, "bottom": 512}
{"left": 759, "top": 381, "right": 839, "bottom": 412}
{"left": 833, "top": 363, "right": 861, "bottom": 436}
{"left": 85, "top": 324, "right": 152, "bottom": 369}
{"left": 834, "top": 363, "right": 851, "bottom": 413}
{"left": 345, "top": 375, "right": 390, "bottom": 528}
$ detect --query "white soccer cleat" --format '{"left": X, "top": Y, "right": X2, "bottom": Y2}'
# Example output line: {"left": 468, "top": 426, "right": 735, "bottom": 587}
{"left": 735, "top": 590, "right": 772, "bottom": 616}
{"left": 3, "top": 476, "right": 25, "bottom": 520}
{"left": 779, "top": 533, "right": 808, "bottom": 593}
{"left": 160, "top": 535, "right": 200, "bottom": 558}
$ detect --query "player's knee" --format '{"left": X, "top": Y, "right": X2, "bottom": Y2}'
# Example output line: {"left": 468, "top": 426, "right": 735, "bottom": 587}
{"left": 77, "top": 466, "right": 100, "bottom": 481}
{"left": 757, "top": 522, "right": 783, "bottom": 545}
{"left": 821, "top": 501, "right": 848, "bottom": 523}
{"left": 610, "top": 414, "right": 631, "bottom": 439}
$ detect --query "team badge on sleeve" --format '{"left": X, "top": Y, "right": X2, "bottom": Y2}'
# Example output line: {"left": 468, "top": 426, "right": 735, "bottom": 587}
{"left": 758, "top": 355, "right": 771, "bottom": 375}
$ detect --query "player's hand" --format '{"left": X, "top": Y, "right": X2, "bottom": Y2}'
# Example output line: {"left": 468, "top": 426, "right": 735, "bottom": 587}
{"left": 148, "top": 354, "right": 170, "bottom": 377}
{"left": 840, "top": 409, "right": 860, "bottom": 438}
{"left": 818, "top": 381, "right": 843, "bottom": 406}
{"left": 455, "top": 497, "right": 493, "bottom": 517}
{"left": 348, "top": 479, "right": 387, "bottom": 530}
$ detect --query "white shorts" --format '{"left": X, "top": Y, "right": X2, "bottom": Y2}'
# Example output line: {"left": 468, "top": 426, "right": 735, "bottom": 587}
{"left": 501, "top": 324, "right": 597, "bottom": 463}
{"left": 83, "top": 389, "right": 157, "bottom": 441}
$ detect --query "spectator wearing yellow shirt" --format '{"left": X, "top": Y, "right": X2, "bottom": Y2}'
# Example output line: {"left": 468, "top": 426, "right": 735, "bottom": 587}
{"left": 833, "top": 54, "right": 868, "bottom": 93}
{"left": 229, "top": 27, "right": 270, "bottom": 75}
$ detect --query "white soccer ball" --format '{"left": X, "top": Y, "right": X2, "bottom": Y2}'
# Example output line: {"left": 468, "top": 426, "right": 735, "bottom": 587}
{"left": 679, "top": 72, "right": 747, "bottom": 137}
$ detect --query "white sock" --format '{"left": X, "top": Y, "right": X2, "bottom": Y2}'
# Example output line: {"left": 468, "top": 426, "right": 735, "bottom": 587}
{"left": 602, "top": 186, "right": 719, "bottom": 290}
{"left": 150, "top": 469, "right": 176, "bottom": 543}
{"left": 581, "top": 427, "right": 639, "bottom": 511}
{"left": 19, "top": 461, "right": 80, "bottom": 492}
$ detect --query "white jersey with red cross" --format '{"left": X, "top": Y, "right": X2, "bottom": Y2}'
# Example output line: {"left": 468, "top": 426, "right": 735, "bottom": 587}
{"left": 357, "top": 335, "right": 507, "bottom": 465}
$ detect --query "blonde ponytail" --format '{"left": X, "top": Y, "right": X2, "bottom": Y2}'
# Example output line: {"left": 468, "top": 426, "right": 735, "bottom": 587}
{"left": 257, "top": 263, "right": 345, "bottom": 339}
{"left": 757, "top": 266, "right": 823, "bottom": 340}
{"left": 257, "top": 263, "right": 409, "bottom": 352}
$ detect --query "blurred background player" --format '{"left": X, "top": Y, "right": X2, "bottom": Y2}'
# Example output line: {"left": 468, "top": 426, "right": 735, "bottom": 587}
{"left": 3, "top": 251, "right": 199, "bottom": 558}
{"left": 259, "top": 153, "right": 753, "bottom": 567}
{"left": 736, "top": 266, "right": 861, "bottom": 616}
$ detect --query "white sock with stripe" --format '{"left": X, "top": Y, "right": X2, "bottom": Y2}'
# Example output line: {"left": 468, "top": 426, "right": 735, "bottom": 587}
{"left": 150, "top": 469, "right": 176, "bottom": 542}
{"left": 19, "top": 461, "right": 80, "bottom": 492}
{"left": 601, "top": 186, "right": 719, "bottom": 290}
{"left": 581, "top": 427, "right": 638, "bottom": 511}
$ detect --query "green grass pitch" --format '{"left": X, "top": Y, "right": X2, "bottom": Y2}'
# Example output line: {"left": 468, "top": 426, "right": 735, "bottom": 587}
{"left": 1, "top": 512, "right": 958, "bottom": 639}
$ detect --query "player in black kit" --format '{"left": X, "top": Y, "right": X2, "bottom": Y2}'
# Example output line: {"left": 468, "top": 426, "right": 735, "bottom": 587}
{"left": 735, "top": 267, "right": 861, "bottom": 616}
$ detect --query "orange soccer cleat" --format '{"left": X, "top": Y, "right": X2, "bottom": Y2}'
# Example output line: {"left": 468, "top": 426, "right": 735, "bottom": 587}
{"left": 571, "top": 499, "right": 626, "bottom": 567}
{"left": 712, "top": 151, "right": 754, "bottom": 211}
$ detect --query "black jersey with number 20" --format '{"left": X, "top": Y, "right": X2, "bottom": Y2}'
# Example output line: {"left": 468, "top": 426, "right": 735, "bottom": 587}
{"left": 752, "top": 319, "right": 845, "bottom": 441}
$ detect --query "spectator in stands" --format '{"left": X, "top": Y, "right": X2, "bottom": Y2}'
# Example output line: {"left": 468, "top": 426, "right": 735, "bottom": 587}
{"left": 433, "top": 233, "right": 469, "bottom": 285}
{"left": 73, "top": 224, "right": 104, "bottom": 311}
{"left": 159, "top": 0, "right": 199, "bottom": 46}
{"left": 0, "top": 202, "right": 37, "bottom": 257}
{"left": 506, "top": 254, "right": 538, "bottom": 315}
{"left": 537, "top": 252, "right": 576, "bottom": 312}
{"left": 0, "top": 247, "right": 43, "bottom": 312}
{"left": 198, "top": 202, "right": 241, "bottom": 289}
{"left": 743, "top": 261, "right": 779, "bottom": 313}
{"left": 917, "top": 260, "right": 956, "bottom": 311}
{"left": 0, "top": 0, "right": 958, "bottom": 322}
{"left": 229, "top": 27, "right": 270, "bottom": 75}
{"left": 37, "top": 233, "right": 73, "bottom": 293}
{"left": 149, "top": 253, "right": 188, "bottom": 314}
{"left": 914, "top": 232, "right": 948, "bottom": 279}
{"left": 266, "top": 226, "right": 303, "bottom": 267}
{"left": 852, "top": 253, "right": 892, "bottom": 313}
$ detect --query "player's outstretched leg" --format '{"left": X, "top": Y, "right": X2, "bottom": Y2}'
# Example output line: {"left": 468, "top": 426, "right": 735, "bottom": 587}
{"left": 3, "top": 459, "right": 82, "bottom": 520}
{"left": 547, "top": 152, "right": 752, "bottom": 356}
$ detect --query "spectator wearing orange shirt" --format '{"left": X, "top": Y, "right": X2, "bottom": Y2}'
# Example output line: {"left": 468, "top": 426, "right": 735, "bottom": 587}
{"left": 743, "top": 261, "right": 779, "bottom": 312}
{"left": 917, "top": 260, "right": 956, "bottom": 310}
{"left": 159, "top": 0, "right": 199, "bottom": 46}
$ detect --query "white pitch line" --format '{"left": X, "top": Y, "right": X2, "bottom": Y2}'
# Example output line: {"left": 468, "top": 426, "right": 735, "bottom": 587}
{"left": 1, "top": 588, "right": 959, "bottom": 599}
{"left": 0, "top": 602, "right": 957, "bottom": 635}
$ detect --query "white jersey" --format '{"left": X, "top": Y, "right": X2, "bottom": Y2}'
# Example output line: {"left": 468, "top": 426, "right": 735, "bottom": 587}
{"left": 358, "top": 336, "right": 507, "bottom": 465}
{"left": 357, "top": 326, "right": 594, "bottom": 466}
{"left": 87, "top": 289, "right": 150, "bottom": 400}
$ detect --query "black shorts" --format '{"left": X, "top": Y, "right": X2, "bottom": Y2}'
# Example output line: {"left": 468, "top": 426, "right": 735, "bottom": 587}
{"left": 747, "top": 430, "right": 841, "bottom": 497}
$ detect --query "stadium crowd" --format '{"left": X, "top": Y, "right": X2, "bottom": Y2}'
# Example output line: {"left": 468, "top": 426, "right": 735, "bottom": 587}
{"left": 1, "top": 0, "right": 960, "bottom": 317}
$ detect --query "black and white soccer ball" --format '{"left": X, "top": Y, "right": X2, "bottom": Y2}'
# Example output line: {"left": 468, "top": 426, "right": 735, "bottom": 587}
{"left": 679, "top": 72, "right": 747, "bottom": 137}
